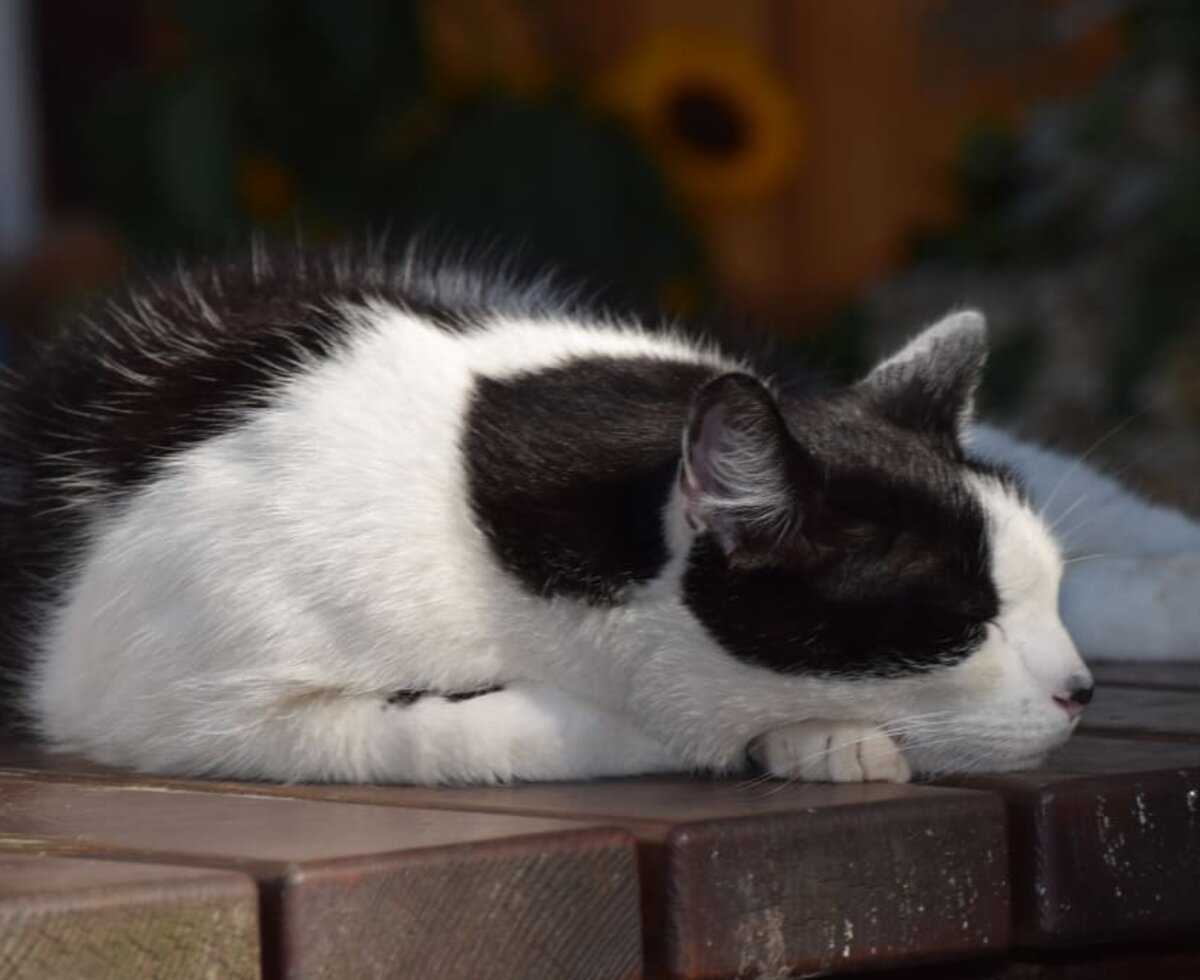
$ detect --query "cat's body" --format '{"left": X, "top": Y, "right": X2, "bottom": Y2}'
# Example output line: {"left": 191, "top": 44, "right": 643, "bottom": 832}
{"left": 1, "top": 249, "right": 1195, "bottom": 784}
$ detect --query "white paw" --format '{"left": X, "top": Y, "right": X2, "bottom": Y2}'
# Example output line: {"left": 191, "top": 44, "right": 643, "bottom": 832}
{"left": 751, "top": 720, "right": 912, "bottom": 783}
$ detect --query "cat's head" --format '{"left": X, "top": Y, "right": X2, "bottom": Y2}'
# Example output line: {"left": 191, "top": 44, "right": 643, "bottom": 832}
{"left": 678, "top": 310, "right": 1091, "bottom": 774}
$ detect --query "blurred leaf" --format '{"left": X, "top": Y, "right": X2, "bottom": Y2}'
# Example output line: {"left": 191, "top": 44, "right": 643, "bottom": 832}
{"left": 84, "top": 4, "right": 703, "bottom": 305}
{"left": 390, "top": 95, "right": 703, "bottom": 303}
{"left": 87, "top": 79, "right": 170, "bottom": 247}
{"left": 158, "top": 72, "right": 235, "bottom": 238}
{"left": 956, "top": 118, "right": 1023, "bottom": 213}
{"left": 297, "top": 0, "right": 424, "bottom": 99}
{"left": 981, "top": 325, "right": 1041, "bottom": 415}
{"left": 167, "top": 0, "right": 273, "bottom": 53}
{"left": 778, "top": 302, "right": 870, "bottom": 386}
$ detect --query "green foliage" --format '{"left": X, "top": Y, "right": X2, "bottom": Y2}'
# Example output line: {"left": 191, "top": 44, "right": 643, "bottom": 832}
{"left": 785, "top": 303, "right": 871, "bottom": 384}
{"left": 913, "top": 0, "right": 1200, "bottom": 413}
{"left": 982, "top": 324, "right": 1042, "bottom": 415}
{"left": 84, "top": 0, "right": 704, "bottom": 305}
{"left": 390, "top": 95, "right": 703, "bottom": 293}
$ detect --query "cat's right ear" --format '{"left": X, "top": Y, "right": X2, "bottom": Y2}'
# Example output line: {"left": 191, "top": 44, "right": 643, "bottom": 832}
{"left": 680, "top": 373, "right": 816, "bottom": 564}
{"left": 857, "top": 310, "right": 987, "bottom": 448}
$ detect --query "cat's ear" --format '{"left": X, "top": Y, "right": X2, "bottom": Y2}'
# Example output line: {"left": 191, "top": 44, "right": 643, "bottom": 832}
{"left": 681, "top": 373, "right": 816, "bottom": 563}
{"left": 858, "top": 310, "right": 987, "bottom": 447}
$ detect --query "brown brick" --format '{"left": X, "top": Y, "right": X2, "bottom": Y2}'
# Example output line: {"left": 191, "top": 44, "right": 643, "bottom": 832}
{"left": 951, "top": 736, "right": 1200, "bottom": 948}
{"left": 0, "top": 855, "right": 259, "bottom": 980}
{"left": 0, "top": 749, "right": 1009, "bottom": 979}
{"left": 0, "top": 777, "right": 642, "bottom": 980}
{"left": 996, "top": 945, "right": 1200, "bottom": 979}
{"left": 1079, "top": 686, "right": 1200, "bottom": 742}
{"left": 657, "top": 791, "right": 1008, "bottom": 978}
{"left": 226, "top": 778, "right": 1009, "bottom": 978}
{"left": 850, "top": 943, "right": 1200, "bottom": 979}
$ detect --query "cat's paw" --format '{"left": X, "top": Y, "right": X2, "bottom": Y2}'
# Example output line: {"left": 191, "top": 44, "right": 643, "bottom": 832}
{"left": 750, "top": 720, "right": 911, "bottom": 783}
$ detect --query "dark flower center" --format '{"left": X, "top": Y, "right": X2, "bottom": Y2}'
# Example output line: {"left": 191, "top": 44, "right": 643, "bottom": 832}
{"left": 666, "top": 86, "right": 748, "bottom": 157}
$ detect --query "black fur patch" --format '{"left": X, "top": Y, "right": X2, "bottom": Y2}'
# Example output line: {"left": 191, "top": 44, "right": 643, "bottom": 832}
{"left": 443, "top": 685, "right": 505, "bottom": 702}
{"left": 385, "top": 685, "right": 505, "bottom": 707}
{"left": 682, "top": 393, "right": 1000, "bottom": 677}
{"left": 465, "top": 356, "right": 719, "bottom": 603}
{"left": 386, "top": 690, "right": 428, "bottom": 706}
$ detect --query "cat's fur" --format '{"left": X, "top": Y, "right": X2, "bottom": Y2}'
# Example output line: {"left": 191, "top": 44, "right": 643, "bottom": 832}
{"left": 0, "top": 248, "right": 1193, "bottom": 784}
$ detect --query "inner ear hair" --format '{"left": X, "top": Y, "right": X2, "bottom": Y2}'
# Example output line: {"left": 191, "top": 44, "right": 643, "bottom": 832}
{"left": 681, "top": 373, "right": 814, "bottom": 562}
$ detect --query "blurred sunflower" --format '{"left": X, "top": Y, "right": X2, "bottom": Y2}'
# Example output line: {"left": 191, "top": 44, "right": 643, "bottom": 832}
{"left": 595, "top": 31, "right": 802, "bottom": 204}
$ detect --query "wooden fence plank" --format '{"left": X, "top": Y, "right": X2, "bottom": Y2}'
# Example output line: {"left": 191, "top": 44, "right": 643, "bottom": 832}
{"left": 0, "top": 855, "right": 260, "bottom": 980}
{"left": 1078, "top": 687, "right": 1200, "bottom": 742}
{"left": 947, "top": 736, "right": 1200, "bottom": 949}
{"left": 0, "top": 777, "right": 642, "bottom": 980}
{"left": 1091, "top": 661, "right": 1200, "bottom": 692}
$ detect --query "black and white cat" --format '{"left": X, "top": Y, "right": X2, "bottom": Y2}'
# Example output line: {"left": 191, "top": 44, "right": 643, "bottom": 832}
{"left": 1, "top": 249, "right": 1195, "bottom": 784}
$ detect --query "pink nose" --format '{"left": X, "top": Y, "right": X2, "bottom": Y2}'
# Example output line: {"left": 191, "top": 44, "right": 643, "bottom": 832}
{"left": 1053, "top": 682, "right": 1094, "bottom": 721}
{"left": 1054, "top": 696, "right": 1084, "bottom": 720}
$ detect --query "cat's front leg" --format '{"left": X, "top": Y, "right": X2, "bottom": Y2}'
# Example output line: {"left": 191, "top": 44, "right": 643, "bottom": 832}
{"left": 227, "top": 680, "right": 685, "bottom": 784}
{"left": 749, "top": 720, "right": 912, "bottom": 783}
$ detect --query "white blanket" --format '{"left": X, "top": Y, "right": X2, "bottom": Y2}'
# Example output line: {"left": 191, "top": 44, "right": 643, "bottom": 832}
{"left": 974, "top": 425, "right": 1200, "bottom": 661}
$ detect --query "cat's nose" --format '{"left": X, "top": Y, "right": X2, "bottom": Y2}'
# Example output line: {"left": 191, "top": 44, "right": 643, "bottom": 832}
{"left": 1068, "top": 682, "right": 1094, "bottom": 705}
{"left": 1053, "top": 677, "right": 1094, "bottom": 719}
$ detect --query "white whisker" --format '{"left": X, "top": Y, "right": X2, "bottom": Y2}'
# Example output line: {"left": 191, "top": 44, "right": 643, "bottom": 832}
{"left": 1040, "top": 407, "right": 1150, "bottom": 516}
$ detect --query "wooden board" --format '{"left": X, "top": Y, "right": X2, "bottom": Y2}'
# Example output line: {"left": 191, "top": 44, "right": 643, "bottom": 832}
{"left": 6, "top": 662, "right": 1200, "bottom": 978}
{"left": 1091, "top": 661, "right": 1200, "bottom": 692}
{"left": 998, "top": 946, "right": 1200, "bottom": 979}
{"left": 656, "top": 792, "right": 1006, "bottom": 978}
{"left": 0, "top": 750, "right": 1010, "bottom": 979}
{"left": 1079, "top": 686, "right": 1200, "bottom": 742}
{"left": 0, "top": 777, "right": 642, "bottom": 980}
{"left": 948, "top": 736, "right": 1200, "bottom": 948}
{"left": 0, "top": 855, "right": 259, "bottom": 980}
{"left": 860, "top": 943, "right": 1200, "bottom": 978}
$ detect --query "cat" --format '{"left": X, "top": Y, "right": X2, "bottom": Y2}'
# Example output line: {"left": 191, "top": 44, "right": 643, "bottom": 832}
{"left": 0, "top": 247, "right": 1194, "bottom": 785}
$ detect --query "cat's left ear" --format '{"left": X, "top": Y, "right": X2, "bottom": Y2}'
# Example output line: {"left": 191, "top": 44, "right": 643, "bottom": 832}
{"left": 857, "top": 310, "right": 987, "bottom": 447}
{"left": 680, "top": 373, "right": 820, "bottom": 565}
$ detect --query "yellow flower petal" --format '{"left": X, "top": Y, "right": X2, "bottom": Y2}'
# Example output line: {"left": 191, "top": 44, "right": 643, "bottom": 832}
{"left": 594, "top": 31, "right": 802, "bottom": 203}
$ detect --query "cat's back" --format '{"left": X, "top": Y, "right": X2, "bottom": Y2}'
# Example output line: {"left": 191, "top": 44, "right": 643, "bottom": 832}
{"left": 1, "top": 245, "right": 720, "bottom": 506}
